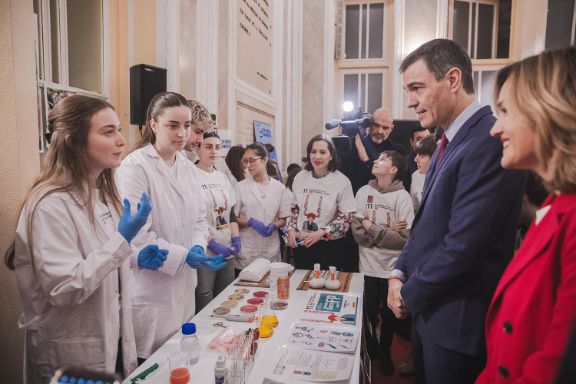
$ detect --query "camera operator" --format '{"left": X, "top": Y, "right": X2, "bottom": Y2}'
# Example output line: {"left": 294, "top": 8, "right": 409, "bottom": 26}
{"left": 350, "top": 107, "right": 408, "bottom": 193}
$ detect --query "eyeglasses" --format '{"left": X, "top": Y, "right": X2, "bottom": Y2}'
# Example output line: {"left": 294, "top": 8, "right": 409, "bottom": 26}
{"left": 242, "top": 157, "right": 261, "bottom": 165}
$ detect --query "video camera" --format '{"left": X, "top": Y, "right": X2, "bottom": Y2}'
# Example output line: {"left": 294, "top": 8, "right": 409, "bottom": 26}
{"left": 325, "top": 107, "right": 372, "bottom": 154}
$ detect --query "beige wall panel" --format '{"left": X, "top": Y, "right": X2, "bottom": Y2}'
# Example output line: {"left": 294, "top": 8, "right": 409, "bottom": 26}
{"left": 180, "top": 0, "right": 198, "bottom": 99}
{"left": 301, "top": 0, "right": 327, "bottom": 153}
{"left": 237, "top": 0, "right": 273, "bottom": 94}
{"left": 0, "top": 1, "right": 41, "bottom": 382}
{"left": 123, "top": 0, "right": 158, "bottom": 148}
{"left": 110, "top": 0, "right": 133, "bottom": 148}
{"left": 133, "top": 0, "right": 157, "bottom": 66}
{"left": 218, "top": 0, "right": 232, "bottom": 132}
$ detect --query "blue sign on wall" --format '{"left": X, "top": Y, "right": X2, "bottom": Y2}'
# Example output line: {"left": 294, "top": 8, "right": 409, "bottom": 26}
{"left": 253, "top": 120, "right": 278, "bottom": 162}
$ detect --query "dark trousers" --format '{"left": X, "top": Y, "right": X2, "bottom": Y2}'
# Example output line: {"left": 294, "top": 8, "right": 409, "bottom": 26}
{"left": 412, "top": 325, "right": 484, "bottom": 384}
{"left": 364, "top": 276, "right": 411, "bottom": 358}
{"left": 293, "top": 235, "right": 359, "bottom": 272}
{"left": 116, "top": 338, "right": 124, "bottom": 375}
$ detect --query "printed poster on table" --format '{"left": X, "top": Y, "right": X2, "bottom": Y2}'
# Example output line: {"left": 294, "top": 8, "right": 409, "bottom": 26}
{"left": 266, "top": 346, "right": 354, "bottom": 382}
{"left": 298, "top": 292, "right": 359, "bottom": 327}
{"left": 287, "top": 322, "right": 359, "bottom": 354}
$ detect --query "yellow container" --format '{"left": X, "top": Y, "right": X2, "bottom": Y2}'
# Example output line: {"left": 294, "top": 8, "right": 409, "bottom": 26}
{"left": 258, "top": 323, "right": 273, "bottom": 338}
{"left": 262, "top": 314, "right": 279, "bottom": 328}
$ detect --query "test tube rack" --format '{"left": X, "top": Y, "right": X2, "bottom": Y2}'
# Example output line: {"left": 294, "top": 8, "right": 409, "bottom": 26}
{"left": 225, "top": 329, "right": 256, "bottom": 384}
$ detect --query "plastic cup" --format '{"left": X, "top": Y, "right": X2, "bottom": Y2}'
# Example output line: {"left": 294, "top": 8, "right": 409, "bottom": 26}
{"left": 169, "top": 351, "right": 188, "bottom": 370}
{"left": 170, "top": 367, "right": 190, "bottom": 384}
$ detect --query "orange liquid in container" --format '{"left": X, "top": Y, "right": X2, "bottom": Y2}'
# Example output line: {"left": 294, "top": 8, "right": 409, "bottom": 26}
{"left": 262, "top": 314, "right": 279, "bottom": 328}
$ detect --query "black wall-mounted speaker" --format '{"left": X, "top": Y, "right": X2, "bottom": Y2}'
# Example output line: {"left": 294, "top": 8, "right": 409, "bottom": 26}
{"left": 130, "top": 64, "right": 167, "bottom": 125}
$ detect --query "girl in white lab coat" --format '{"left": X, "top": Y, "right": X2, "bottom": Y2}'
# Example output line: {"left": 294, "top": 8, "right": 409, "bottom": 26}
{"left": 234, "top": 143, "right": 292, "bottom": 275}
{"left": 116, "top": 92, "right": 226, "bottom": 361}
{"left": 5, "top": 95, "right": 167, "bottom": 382}
{"left": 194, "top": 131, "right": 240, "bottom": 311}
{"left": 286, "top": 135, "right": 357, "bottom": 271}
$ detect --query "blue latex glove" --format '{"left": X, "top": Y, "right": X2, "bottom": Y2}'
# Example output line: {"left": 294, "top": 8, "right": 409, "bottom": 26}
{"left": 208, "top": 239, "right": 234, "bottom": 258}
{"left": 247, "top": 217, "right": 268, "bottom": 236}
{"left": 186, "top": 245, "right": 227, "bottom": 271}
{"left": 118, "top": 193, "right": 151, "bottom": 243}
{"left": 138, "top": 244, "right": 168, "bottom": 270}
{"left": 231, "top": 236, "right": 241, "bottom": 255}
{"left": 263, "top": 223, "right": 277, "bottom": 237}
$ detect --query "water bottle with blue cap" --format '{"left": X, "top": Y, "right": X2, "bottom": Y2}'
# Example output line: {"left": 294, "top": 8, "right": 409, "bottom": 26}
{"left": 180, "top": 322, "right": 200, "bottom": 366}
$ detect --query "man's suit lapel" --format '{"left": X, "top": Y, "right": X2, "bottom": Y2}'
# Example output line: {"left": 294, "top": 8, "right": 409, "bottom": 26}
{"left": 419, "top": 106, "right": 493, "bottom": 209}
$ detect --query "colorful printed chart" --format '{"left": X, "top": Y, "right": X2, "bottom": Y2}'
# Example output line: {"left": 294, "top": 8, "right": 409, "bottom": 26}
{"left": 298, "top": 292, "right": 359, "bottom": 327}
{"left": 287, "top": 322, "right": 359, "bottom": 353}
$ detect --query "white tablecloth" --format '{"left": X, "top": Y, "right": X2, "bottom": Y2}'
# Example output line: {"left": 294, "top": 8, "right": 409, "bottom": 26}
{"left": 125, "top": 269, "right": 364, "bottom": 384}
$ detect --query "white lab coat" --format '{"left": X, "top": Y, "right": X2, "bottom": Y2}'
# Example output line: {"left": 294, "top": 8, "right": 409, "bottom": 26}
{"left": 13, "top": 189, "right": 137, "bottom": 383}
{"left": 116, "top": 144, "right": 209, "bottom": 358}
{"left": 234, "top": 177, "right": 292, "bottom": 269}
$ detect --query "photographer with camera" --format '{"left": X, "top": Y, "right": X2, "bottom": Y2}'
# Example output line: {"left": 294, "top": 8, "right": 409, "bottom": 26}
{"left": 350, "top": 107, "right": 408, "bottom": 193}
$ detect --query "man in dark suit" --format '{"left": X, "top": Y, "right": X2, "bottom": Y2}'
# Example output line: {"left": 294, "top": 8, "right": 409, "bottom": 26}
{"left": 387, "top": 39, "right": 526, "bottom": 383}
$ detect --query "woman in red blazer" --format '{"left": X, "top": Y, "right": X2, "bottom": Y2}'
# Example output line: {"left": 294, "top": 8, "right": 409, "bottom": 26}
{"left": 476, "top": 47, "right": 576, "bottom": 383}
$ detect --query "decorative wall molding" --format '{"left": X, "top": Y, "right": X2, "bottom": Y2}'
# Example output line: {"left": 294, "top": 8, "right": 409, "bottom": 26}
{"left": 323, "top": 0, "right": 336, "bottom": 125}
{"left": 156, "top": 0, "right": 180, "bottom": 93}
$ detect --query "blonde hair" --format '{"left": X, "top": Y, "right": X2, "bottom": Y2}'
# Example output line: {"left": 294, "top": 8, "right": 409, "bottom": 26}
{"left": 494, "top": 46, "right": 576, "bottom": 193}
{"left": 189, "top": 99, "right": 216, "bottom": 130}
{"left": 5, "top": 95, "right": 122, "bottom": 269}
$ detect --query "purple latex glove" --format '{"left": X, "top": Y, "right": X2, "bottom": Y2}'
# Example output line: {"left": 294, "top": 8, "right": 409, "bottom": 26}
{"left": 231, "top": 236, "right": 241, "bottom": 255}
{"left": 263, "top": 223, "right": 277, "bottom": 237}
{"left": 208, "top": 239, "right": 234, "bottom": 258}
{"left": 247, "top": 217, "right": 268, "bottom": 236}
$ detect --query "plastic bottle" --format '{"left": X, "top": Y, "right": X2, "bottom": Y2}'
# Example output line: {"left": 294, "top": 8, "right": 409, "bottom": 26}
{"left": 309, "top": 263, "right": 325, "bottom": 289}
{"left": 324, "top": 266, "right": 341, "bottom": 290}
{"left": 214, "top": 354, "right": 226, "bottom": 384}
{"left": 277, "top": 271, "right": 289, "bottom": 300}
{"left": 180, "top": 322, "right": 200, "bottom": 366}
{"left": 269, "top": 262, "right": 285, "bottom": 292}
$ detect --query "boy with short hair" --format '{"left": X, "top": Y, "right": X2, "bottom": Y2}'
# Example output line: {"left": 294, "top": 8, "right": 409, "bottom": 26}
{"left": 352, "top": 150, "right": 414, "bottom": 375}
{"left": 410, "top": 135, "right": 437, "bottom": 212}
